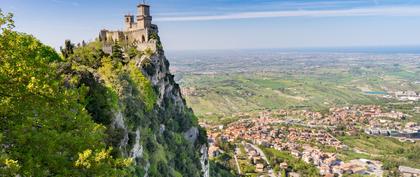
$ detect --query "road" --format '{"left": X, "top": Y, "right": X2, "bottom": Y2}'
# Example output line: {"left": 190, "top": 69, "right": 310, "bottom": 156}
{"left": 233, "top": 151, "right": 242, "bottom": 175}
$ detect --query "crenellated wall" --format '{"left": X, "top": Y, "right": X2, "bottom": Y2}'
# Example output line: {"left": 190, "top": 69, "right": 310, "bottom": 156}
{"left": 137, "top": 40, "right": 157, "bottom": 52}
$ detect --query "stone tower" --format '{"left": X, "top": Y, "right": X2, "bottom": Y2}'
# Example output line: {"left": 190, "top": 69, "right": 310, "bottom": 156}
{"left": 137, "top": 4, "right": 152, "bottom": 29}
{"left": 124, "top": 4, "right": 153, "bottom": 31}
{"left": 124, "top": 14, "right": 135, "bottom": 30}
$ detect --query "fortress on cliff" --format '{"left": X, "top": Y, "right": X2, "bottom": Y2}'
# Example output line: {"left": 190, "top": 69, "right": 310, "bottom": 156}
{"left": 99, "top": 3, "right": 159, "bottom": 53}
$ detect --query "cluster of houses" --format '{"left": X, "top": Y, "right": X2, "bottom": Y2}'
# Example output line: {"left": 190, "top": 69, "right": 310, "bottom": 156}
{"left": 207, "top": 117, "right": 348, "bottom": 175}
{"left": 259, "top": 109, "right": 323, "bottom": 120}
{"left": 217, "top": 117, "right": 344, "bottom": 151}
{"left": 365, "top": 121, "right": 420, "bottom": 140}
{"left": 241, "top": 143, "right": 269, "bottom": 173}
{"left": 207, "top": 116, "right": 387, "bottom": 176}
{"left": 316, "top": 105, "right": 388, "bottom": 126}
{"left": 393, "top": 91, "right": 420, "bottom": 101}
{"left": 302, "top": 105, "right": 417, "bottom": 138}
{"left": 204, "top": 104, "right": 419, "bottom": 176}
{"left": 290, "top": 145, "right": 383, "bottom": 176}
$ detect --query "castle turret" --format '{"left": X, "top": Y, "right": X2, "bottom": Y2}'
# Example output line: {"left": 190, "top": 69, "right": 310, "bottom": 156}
{"left": 137, "top": 4, "right": 152, "bottom": 29}
{"left": 124, "top": 14, "right": 135, "bottom": 30}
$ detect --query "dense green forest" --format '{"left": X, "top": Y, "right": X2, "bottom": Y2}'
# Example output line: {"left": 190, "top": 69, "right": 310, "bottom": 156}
{"left": 0, "top": 10, "right": 207, "bottom": 176}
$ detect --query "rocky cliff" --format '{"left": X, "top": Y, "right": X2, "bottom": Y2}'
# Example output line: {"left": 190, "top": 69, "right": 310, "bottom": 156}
{"left": 62, "top": 33, "right": 209, "bottom": 176}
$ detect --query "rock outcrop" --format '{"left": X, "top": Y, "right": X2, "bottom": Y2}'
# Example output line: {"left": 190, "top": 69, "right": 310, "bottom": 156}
{"left": 66, "top": 34, "right": 208, "bottom": 177}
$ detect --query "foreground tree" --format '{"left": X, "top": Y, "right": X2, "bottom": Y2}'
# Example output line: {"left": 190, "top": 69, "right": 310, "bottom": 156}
{"left": 0, "top": 10, "right": 132, "bottom": 176}
{"left": 60, "top": 39, "right": 75, "bottom": 59}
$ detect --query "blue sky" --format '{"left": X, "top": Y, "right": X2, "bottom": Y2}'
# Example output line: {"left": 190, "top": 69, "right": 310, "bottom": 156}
{"left": 2, "top": 0, "right": 420, "bottom": 50}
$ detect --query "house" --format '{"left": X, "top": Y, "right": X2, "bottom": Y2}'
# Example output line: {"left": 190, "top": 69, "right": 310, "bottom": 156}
{"left": 208, "top": 146, "right": 221, "bottom": 158}
{"left": 288, "top": 172, "right": 301, "bottom": 177}
{"left": 324, "top": 157, "right": 339, "bottom": 166}
{"left": 253, "top": 156, "right": 262, "bottom": 164}
{"left": 291, "top": 150, "right": 301, "bottom": 157}
{"left": 280, "top": 162, "right": 288, "bottom": 169}
{"left": 332, "top": 165, "right": 343, "bottom": 175}
{"left": 256, "top": 163, "right": 265, "bottom": 173}
{"left": 319, "top": 165, "right": 331, "bottom": 175}
{"left": 352, "top": 166, "right": 367, "bottom": 175}
{"left": 302, "top": 154, "right": 312, "bottom": 164}
{"left": 399, "top": 166, "right": 420, "bottom": 177}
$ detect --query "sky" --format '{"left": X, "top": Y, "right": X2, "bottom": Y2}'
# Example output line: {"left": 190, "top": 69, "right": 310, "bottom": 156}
{"left": 2, "top": 0, "right": 420, "bottom": 51}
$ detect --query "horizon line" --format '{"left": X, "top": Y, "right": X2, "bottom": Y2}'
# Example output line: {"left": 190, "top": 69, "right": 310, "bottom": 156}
{"left": 155, "top": 5, "right": 420, "bottom": 22}
{"left": 165, "top": 45, "right": 420, "bottom": 52}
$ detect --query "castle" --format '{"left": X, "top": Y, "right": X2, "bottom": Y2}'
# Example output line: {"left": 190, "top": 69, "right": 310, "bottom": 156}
{"left": 99, "top": 3, "right": 159, "bottom": 53}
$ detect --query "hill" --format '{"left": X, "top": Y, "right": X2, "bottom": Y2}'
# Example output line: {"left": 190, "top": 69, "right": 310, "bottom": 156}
{"left": 0, "top": 9, "right": 209, "bottom": 177}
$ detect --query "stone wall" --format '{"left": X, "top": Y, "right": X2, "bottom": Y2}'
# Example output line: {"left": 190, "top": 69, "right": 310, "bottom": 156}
{"left": 125, "top": 29, "right": 149, "bottom": 43}
{"left": 100, "top": 30, "right": 124, "bottom": 42}
{"left": 137, "top": 40, "right": 157, "bottom": 52}
{"left": 102, "top": 40, "right": 157, "bottom": 55}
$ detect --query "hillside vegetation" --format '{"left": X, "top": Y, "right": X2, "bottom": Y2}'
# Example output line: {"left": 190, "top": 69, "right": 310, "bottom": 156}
{"left": 0, "top": 11, "right": 132, "bottom": 176}
{"left": 0, "top": 11, "right": 207, "bottom": 177}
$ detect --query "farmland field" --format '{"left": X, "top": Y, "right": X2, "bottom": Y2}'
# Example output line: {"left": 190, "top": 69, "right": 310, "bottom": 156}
{"left": 169, "top": 50, "right": 420, "bottom": 123}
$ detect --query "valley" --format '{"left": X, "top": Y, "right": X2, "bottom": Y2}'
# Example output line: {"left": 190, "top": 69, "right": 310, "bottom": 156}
{"left": 170, "top": 50, "right": 420, "bottom": 176}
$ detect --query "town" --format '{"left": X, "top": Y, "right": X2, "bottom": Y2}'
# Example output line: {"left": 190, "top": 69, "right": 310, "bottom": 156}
{"left": 203, "top": 105, "right": 420, "bottom": 176}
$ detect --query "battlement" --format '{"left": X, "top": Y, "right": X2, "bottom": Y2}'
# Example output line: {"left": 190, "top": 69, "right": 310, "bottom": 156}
{"left": 102, "top": 40, "right": 157, "bottom": 55}
{"left": 99, "top": 3, "right": 158, "bottom": 54}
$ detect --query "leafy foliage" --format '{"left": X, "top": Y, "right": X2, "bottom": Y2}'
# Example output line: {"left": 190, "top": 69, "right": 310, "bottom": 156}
{"left": 111, "top": 42, "right": 124, "bottom": 62}
{"left": 209, "top": 160, "right": 236, "bottom": 177}
{"left": 128, "top": 61, "right": 157, "bottom": 111}
{"left": 263, "top": 148, "right": 319, "bottom": 176}
{"left": 60, "top": 39, "right": 74, "bottom": 59}
{"left": 126, "top": 45, "right": 142, "bottom": 59}
{"left": 149, "top": 31, "right": 163, "bottom": 50}
{"left": 59, "top": 31, "right": 206, "bottom": 177}
{"left": 68, "top": 40, "right": 104, "bottom": 68}
{"left": 0, "top": 10, "right": 132, "bottom": 176}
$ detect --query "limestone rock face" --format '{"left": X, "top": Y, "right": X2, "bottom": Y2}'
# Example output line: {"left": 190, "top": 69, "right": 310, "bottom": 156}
{"left": 75, "top": 38, "right": 206, "bottom": 176}
{"left": 200, "top": 145, "right": 210, "bottom": 177}
{"left": 184, "top": 127, "right": 199, "bottom": 143}
{"left": 138, "top": 52, "right": 185, "bottom": 110}
{"left": 136, "top": 49, "right": 209, "bottom": 176}
{"left": 81, "top": 38, "right": 208, "bottom": 176}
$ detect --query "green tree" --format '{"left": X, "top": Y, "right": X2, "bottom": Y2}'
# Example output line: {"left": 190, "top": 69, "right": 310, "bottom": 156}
{"left": 0, "top": 10, "right": 132, "bottom": 176}
{"left": 111, "top": 42, "right": 124, "bottom": 62}
{"left": 60, "top": 39, "right": 75, "bottom": 59}
{"left": 126, "top": 45, "right": 141, "bottom": 59}
{"left": 69, "top": 40, "right": 104, "bottom": 68}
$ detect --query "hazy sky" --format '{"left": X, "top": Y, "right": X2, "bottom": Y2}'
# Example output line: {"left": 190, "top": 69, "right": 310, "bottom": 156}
{"left": 2, "top": 0, "right": 420, "bottom": 50}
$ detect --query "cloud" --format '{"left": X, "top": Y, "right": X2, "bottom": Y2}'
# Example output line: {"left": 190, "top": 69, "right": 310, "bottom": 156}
{"left": 155, "top": 6, "right": 420, "bottom": 22}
